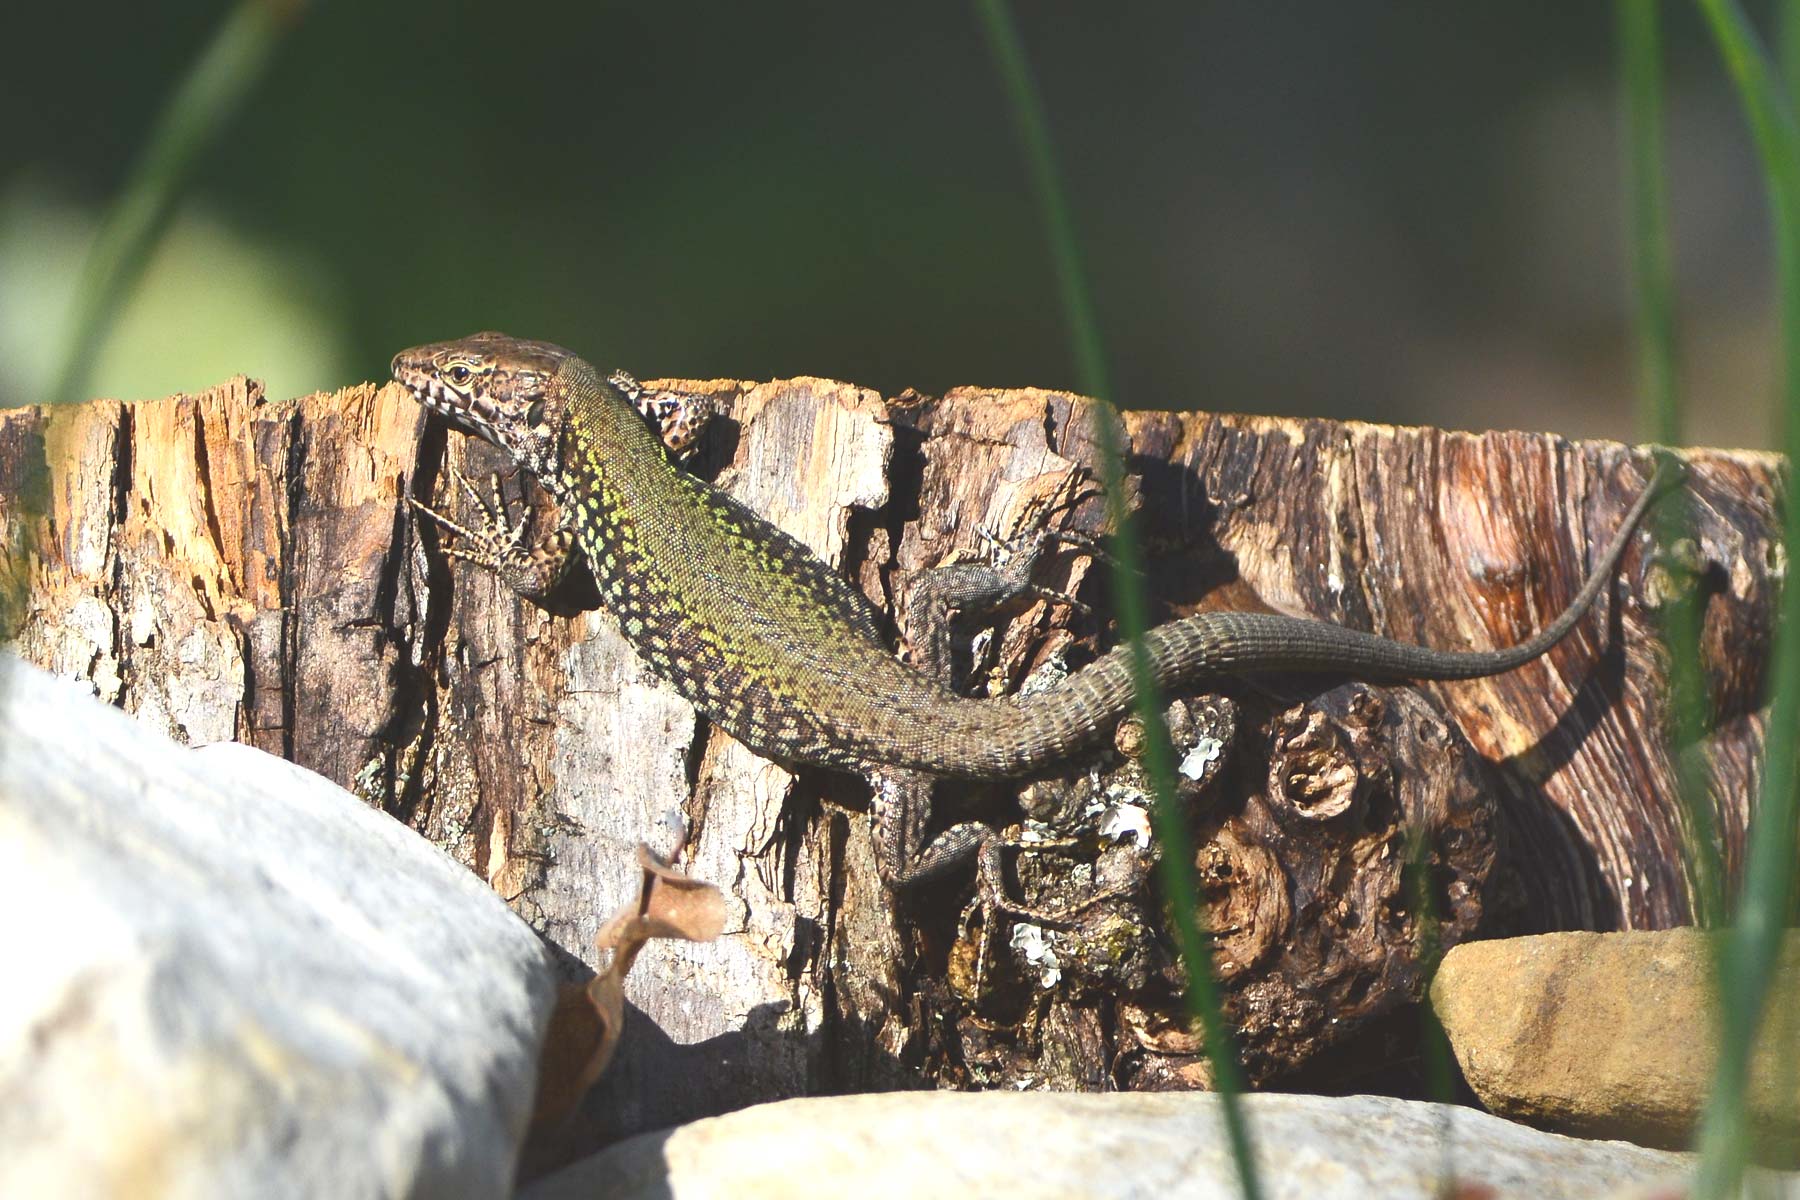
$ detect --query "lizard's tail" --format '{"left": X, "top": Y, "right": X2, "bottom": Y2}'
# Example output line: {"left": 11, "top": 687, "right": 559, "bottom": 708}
{"left": 933, "top": 458, "right": 1684, "bottom": 779}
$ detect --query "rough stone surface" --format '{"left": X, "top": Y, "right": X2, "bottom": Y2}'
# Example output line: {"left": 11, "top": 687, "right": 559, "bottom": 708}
{"left": 517, "top": 1090, "right": 1796, "bottom": 1200}
{"left": 1432, "top": 929, "right": 1800, "bottom": 1160}
{"left": 0, "top": 656, "right": 557, "bottom": 1200}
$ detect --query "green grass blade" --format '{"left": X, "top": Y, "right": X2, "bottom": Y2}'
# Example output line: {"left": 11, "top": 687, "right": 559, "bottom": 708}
{"left": 1783, "top": 0, "right": 1800, "bottom": 99}
{"left": 1619, "top": 0, "right": 1681, "bottom": 445}
{"left": 973, "top": 5, "right": 1263, "bottom": 1197}
{"left": 1619, "top": 0, "right": 1723, "bottom": 927}
{"left": 1692, "top": 1, "right": 1800, "bottom": 1192}
{"left": 46, "top": 0, "right": 296, "bottom": 408}
{"left": 16, "top": 1, "right": 292, "bottom": 787}
{"left": 971, "top": 0, "right": 1108, "bottom": 403}
{"left": 1404, "top": 830, "right": 1461, "bottom": 1184}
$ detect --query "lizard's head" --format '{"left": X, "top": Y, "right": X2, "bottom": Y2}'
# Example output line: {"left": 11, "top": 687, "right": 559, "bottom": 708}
{"left": 391, "top": 332, "right": 574, "bottom": 475}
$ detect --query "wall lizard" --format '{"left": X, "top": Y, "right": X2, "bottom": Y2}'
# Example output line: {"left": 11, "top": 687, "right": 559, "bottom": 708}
{"left": 392, "top": 332, "right": 1683, "bottom": 902}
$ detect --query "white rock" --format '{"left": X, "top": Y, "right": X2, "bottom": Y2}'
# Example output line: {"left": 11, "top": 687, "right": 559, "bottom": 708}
{"left": 519, "top": 1091, "right": 1800, "bottom": 1200}
{"left": 0, "top": 656, "right": 555, "bottom": 1200}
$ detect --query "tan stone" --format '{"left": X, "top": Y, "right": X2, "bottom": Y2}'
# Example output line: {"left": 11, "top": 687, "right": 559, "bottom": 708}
{"left": 1431, "top": 929, "right": 1800, "bottom": 1160}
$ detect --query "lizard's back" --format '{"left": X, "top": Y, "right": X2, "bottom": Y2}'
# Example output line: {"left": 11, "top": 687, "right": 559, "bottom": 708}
{"left": 560, "top": 363, "right": 1674, "bottom": 781}
{"left": 564, "top": 371, "right": 983, "bottom": 771}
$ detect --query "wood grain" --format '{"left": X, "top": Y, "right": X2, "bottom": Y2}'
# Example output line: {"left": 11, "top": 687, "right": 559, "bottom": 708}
{"left": 0, "top": 374, "right": 1777, "bottom": 1161}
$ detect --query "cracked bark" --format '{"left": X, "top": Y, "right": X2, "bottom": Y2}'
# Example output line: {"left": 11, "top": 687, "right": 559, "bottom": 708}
{"left": 0, "top": 374, "right": 1781, "bottom": 1168}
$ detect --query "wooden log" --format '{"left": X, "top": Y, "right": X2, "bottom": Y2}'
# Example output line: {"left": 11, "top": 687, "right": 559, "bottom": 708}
{"left": 0, "top": 374, "right": 1779, "bottom": 1167}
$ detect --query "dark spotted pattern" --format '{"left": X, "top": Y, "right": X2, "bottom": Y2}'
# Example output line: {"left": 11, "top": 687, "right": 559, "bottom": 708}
{"left": 394, "top": 334, "right": 1683, "bottom": 781}
{"left": 606, "top": 369, "right": 719, "bottom": 459}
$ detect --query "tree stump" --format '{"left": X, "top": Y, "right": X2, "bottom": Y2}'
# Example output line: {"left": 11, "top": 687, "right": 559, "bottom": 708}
{"left": 0, "top": 374, "right": 1780, "bottom": 1167}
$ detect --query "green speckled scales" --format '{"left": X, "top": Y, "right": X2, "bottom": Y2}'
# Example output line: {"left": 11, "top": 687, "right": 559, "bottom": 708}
{"left": 393, "top": 331, "right": 1678, "bottom": 899}
{"left": 556, "top": 364, "right": 1673, "bottom": 781}
{"left": 562, "top": 372, "right": 962, "bottom": 770}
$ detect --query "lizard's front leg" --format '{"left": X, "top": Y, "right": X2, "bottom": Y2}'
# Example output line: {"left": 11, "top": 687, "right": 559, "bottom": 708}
{"left": 607, "top": 369, "right": 721, "bottom": 459}
{"left": 412, "top": 375, "right": 721, "bottom": 599}
{"left": 410, "top": 465, "right": 578, "bottom": 600}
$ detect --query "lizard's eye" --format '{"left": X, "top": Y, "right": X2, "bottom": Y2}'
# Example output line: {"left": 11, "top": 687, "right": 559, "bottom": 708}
{"left": 447, "top": 364, "right": 473, "bottom": 386}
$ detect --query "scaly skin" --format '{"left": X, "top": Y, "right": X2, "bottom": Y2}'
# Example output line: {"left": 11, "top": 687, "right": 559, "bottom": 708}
{"left": 393, "top": 332, "right": 1682, "bottom": 887}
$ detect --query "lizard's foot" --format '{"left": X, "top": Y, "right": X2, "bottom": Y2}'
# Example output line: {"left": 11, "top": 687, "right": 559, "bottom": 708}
{"left": 903, "top": 525, "right": 1100, "bottom": 683}
{"left": 884, "top": 813, "right": 1120, "bottom": 931}
{"left": 410, "top": 466, "right": 524, "bottom": 567}
{"left": 877, "top": 808, "right": 1085, "bottom": 927}
{"left": 899, "top": 463, "right": 1108, "bottom": 683}
{"left": 410, "top": 465, "right": 575, "bottom": 599}
{"left": 974, "top": 832, "right": 1134, "bottom": 929}
{"left": 970, "top": 526, "right": 1094, "bottom": 617}
{"left": 607, "top": 369, "right": 721, "bottom": 460}
{"left": 945, "top": 828, "right": 1142, "bottom": 1005}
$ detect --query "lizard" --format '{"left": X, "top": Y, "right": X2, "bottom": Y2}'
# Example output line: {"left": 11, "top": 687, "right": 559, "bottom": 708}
{"left": 391, "top": 331, "right": 1684, "bottom": 908}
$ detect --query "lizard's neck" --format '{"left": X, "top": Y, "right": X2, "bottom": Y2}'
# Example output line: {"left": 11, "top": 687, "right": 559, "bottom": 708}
{"left": 547, "top": 360, "right": 676, "bottom": 506}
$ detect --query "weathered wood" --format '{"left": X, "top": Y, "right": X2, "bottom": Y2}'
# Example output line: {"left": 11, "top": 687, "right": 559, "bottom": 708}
{"left": 0, "top": 375, "right": 1779, "bottom": 1166}
{"left": 1118, "top": 411, "right": 1776, "bottom": 934}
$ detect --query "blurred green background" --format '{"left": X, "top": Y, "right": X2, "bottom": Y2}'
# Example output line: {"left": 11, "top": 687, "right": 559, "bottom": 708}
{"left": 0, "top": 3, "right": 1774, "bottom": 446}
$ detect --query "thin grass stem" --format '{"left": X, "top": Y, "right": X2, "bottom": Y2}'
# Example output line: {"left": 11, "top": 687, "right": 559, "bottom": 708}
{"left": 1691, "top": 1, "right": 1800, "bottom": 1191}
{"left": 973, "top": 4, "right": 1263, "bottom": 1197}
{"left": 46, "top": 0, "right": 296, "bottom": 408}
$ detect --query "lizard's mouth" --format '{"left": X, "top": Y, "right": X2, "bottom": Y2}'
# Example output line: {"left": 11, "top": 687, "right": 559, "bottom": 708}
{"left": 392, "top": 361, "right": 502, "bottom": 444}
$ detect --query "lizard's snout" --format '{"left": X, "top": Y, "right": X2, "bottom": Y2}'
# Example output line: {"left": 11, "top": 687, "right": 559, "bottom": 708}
{"left": 389, "top": 350, "right": 450, "bottom": 416}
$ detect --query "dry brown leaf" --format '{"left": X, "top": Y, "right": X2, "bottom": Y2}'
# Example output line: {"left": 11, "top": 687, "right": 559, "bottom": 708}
{"left": 531, "top": 845, "right": 726, "bottom": 1125}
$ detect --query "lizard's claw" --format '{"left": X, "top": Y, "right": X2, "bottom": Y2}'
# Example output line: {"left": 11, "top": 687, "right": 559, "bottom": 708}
{"left": 441, "top": 466, "right": 533, "bottom": 551}
{"left": 970, "top": 525, "right": 1095, "bottom": 618}
{"left": 409, "top": 468, "right": 523, "bottom": 576}
{"left": 1042, "top": 527, "right": 1134, "bottom": 574}
{"left": 408, "top": 495, "right": 503, "bottom": 572}
{"left": 409, "top": 473, "right": 578, "bottom": 599}
{"left": 447, "top": 463, "right": 491, "bottom": 519}
{"left": 407, "top": 494, "right": 473, "bottom": 544}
